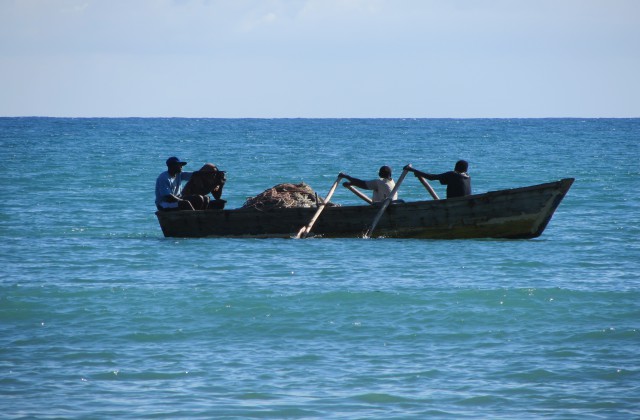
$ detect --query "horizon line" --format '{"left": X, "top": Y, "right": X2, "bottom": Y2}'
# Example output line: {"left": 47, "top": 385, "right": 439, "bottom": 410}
{"left": 2, "top": 115, "right": 639, "bottom": 120}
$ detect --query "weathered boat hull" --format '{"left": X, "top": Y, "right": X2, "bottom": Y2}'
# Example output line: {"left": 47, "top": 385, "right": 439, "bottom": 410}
{"left": 156, "top": 178, "right": 574, "bottom": 239}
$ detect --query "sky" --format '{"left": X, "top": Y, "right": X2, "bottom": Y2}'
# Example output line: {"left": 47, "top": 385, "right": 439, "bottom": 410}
{"left": 0, "top": 0, "right": 639, "bottom": 118}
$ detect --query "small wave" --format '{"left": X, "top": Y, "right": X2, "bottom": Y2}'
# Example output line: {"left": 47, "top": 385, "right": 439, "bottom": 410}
{"left": 457, "top": 395, "right": 511, "bottom": 406}
{"left": 236, "top": 392, "right": 278, "bottom": 400}
{"left": 352, "top": 393, "right": 413, "bottom": 403}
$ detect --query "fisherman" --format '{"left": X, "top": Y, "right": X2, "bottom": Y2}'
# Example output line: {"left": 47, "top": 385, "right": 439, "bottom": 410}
{"left": 155, "top": 156, "right": 208, "bottom": 211}
{"left": 182, "top": 163, "right": 227, "bottom": 209}
{"left": 405, "top": 160, "right": 471, "bottom": 198}
{"left": 340, "top": 165, "right": 398, "bottom": 203}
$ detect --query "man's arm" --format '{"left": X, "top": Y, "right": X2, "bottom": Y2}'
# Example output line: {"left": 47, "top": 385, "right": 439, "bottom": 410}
{"left": 162, "top": 193, "right": 184, "bottom": 203}
{"left": 339, "top": 173, "right": 368, "bottom": 190}
{"left": 404, "top": 166, "right": 440, "bottom": 181}
{"left": 157, "top": 176, "right": 189, "bottom": 203}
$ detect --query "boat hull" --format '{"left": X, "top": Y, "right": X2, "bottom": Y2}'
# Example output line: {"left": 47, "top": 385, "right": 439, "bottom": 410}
{"left": 156, "top": 178, "right": 574, "bottom": 239}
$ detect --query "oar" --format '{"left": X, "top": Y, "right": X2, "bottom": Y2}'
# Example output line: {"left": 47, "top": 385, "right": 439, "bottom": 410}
{"left": 344, "top": 184, "right": 373, "bottom": 204}
{"left": 365, "top": 165, "right": 411, "bottom": 238}
{"left": 296, "top": 175, "right": 343, "bottom": 239}
{"left": 416, "top": 175, "right": 440, "bottom": 200}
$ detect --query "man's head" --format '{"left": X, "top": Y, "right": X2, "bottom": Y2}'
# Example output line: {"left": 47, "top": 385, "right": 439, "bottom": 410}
{"left": 378, "top": 165, "right": 392, "bottom": 179}
{"left": 166, "top": 156, "right": 187, "bottom": 174}
{"left": 454, "top": 160, "right": 468, "bottom": 173}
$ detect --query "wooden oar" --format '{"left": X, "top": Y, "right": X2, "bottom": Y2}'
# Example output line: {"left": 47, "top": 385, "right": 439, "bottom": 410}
{"left": 416, "top": 175, "right": 440, "bottom": 200}
{"left": 365, "top": 166, "right": 411, "bottom": 238}
{"left": 296, "top": 175, "right": 342, "bottom": 239}
{"left": 344, "top": 184, "right": 373, "bottom": 204}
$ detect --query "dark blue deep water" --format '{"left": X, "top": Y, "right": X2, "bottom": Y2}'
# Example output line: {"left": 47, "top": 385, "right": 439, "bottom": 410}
{"left": 1, "top": 118, "right": 639, "bottom": 418}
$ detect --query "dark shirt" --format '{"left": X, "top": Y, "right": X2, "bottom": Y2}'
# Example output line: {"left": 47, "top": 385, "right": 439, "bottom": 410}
{"left": 425, "top": 171, "right": 471, "bottom": 198}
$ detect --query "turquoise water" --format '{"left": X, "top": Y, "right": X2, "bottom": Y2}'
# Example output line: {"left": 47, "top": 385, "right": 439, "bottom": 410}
{"left": 1, "top": 118, "right": 639, "bottom": 418}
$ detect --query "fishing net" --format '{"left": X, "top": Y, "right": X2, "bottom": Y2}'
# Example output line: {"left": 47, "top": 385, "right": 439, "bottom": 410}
{"left": 242, "top": 183, "right": 320, "bottom": 210}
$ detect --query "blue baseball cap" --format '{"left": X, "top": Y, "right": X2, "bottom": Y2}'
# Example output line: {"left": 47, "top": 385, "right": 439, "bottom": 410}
{"left": 166, "top": 156, "right": 187, "bottom": 166}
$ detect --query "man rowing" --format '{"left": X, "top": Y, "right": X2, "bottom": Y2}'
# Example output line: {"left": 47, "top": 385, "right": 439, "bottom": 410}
{"left": 340, "top": 165, "right": 398, "bottom": 203}
{"left": 404, "top": 160, "right": 471, "bottom": 198}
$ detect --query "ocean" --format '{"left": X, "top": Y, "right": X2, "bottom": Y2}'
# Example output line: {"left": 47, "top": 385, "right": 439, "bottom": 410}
{"left": 1, "top": 118, "right": 639, "bottom": 418}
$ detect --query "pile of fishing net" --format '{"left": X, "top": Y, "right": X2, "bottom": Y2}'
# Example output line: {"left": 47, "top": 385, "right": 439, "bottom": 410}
{"left": 242, "top": 183, "right": 320, "bottom": 210}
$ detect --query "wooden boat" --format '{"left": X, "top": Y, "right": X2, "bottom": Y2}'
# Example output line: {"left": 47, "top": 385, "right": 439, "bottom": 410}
{"left": 156, "top": 178, "right": 574, "bottom": 239}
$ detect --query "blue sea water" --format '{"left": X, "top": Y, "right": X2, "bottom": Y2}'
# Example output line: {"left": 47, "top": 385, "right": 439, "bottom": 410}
{"left": 1, "top": 118, "right": 639, "bottom": 418}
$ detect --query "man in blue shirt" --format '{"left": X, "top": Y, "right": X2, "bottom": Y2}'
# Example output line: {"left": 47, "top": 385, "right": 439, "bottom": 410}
{"left": 155, "top": 156, "right": 205, "bottom": 210}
